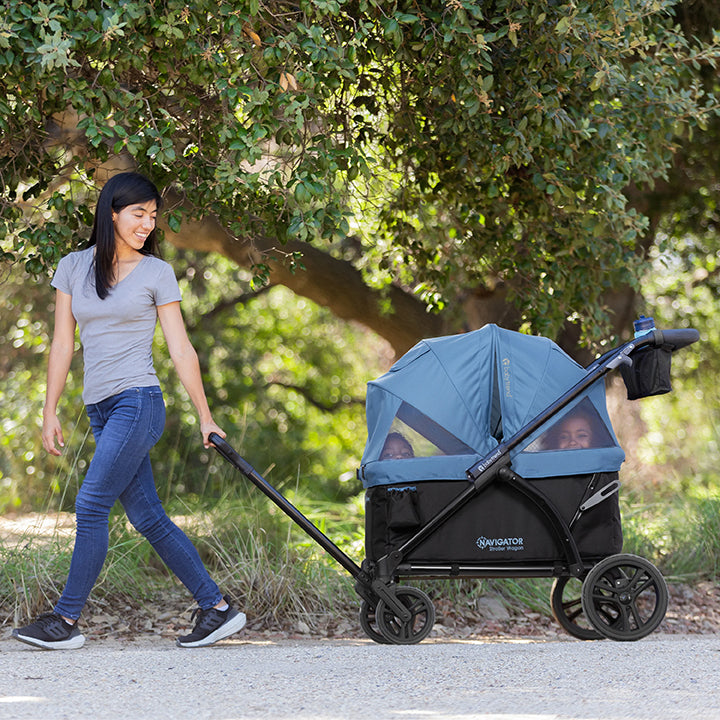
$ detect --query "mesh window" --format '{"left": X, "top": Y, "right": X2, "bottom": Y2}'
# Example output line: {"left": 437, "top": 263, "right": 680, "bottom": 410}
{"left": 526, "top": 398, "right": 615, "bottom": 452}
{"left": 380, "top": 401, "right": 475, "bottom": 459}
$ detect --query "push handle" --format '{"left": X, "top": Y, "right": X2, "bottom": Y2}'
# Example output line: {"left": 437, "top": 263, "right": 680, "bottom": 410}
{"left": 209, "top": 431, "right": 230, "bottom": 450}
{"left": 652, "top": 328, "right": 700, "bottom": 351}
{"left": 630, "top": 327, "right": 700, "bottom": 354}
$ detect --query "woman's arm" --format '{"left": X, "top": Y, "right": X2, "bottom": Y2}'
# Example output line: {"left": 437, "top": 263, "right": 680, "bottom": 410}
{"left": 157, "top": 301, "right": 226, "bottom": 448}
{"left": 42, "top": 289, "right": 77, "bottom": 456}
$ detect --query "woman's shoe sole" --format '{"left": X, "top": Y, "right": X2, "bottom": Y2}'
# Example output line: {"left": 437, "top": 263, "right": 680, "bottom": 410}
{"left": 12, "top": 630, "right": 86, "bottom": 650}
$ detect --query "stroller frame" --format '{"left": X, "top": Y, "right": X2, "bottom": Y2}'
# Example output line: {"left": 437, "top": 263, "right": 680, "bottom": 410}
{"left": 210, "top": 327, "right": 699, "bottom": 644}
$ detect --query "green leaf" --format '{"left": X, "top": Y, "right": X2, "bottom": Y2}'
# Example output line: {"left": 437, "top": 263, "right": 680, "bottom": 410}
{"left": 555, "top": 16, "right": 571, "bottom": 36}
{"left": 168, "top": 211, "right": 182, "bottom": 233}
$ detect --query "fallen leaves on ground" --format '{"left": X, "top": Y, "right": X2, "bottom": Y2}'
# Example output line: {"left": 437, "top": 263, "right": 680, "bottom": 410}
{"left": 67, "top": 580, "right": 720, "bottom": 645}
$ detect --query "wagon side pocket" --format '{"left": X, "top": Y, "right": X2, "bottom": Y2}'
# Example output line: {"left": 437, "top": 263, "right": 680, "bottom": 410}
{"left": 386, "top": 486, "right": 421, "bottom": 530}
{"left": 385, "top": 486, "right": 422, "bottom": 550}
{"left": 365, "top": 485, "right": 423, "bottom": 560}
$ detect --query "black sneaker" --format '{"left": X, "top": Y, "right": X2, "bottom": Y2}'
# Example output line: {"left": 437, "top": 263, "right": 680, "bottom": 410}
{"left": 12, "top": 612, "right": 85, "bottom": 650}
{"left": 176, "top": 597, "right": 246, "bottom": 648}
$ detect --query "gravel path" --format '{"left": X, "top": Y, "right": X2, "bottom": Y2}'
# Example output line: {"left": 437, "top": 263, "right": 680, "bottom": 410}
{"left": 2, "top": 633, "right": 720, "bottom": 720}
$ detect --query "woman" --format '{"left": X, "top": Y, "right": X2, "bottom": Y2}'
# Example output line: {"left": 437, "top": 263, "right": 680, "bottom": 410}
{"left": 12, "top": 172, "right": 246, "bottom": 650}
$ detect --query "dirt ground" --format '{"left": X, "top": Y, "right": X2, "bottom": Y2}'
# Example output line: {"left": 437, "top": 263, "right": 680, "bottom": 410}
{"left": 3, "top": 511, "right": 720, "bottom": 642}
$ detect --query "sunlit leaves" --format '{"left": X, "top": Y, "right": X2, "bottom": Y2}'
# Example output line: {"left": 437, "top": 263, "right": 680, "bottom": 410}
{"left": 1, "top": 0, "right": 720, "bottom": 348}
{"left": 0, "top": 249, "right": 391, "bottom": 510}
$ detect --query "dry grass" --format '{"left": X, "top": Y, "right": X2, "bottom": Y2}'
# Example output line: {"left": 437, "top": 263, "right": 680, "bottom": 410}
{"left": 4, "top": 488, "right": 720, "bottom": 640}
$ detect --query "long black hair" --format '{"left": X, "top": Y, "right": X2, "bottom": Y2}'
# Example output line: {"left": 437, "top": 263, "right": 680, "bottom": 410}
{"left": 88, "top": 172, "right": 163, "bottom": 299}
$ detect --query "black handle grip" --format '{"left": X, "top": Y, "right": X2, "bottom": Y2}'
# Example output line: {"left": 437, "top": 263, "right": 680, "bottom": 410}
{"left": 209, "top": 431, "right": 228, "bottom": 449}
{"left": 208, "top": 432, "right": 255, "bottom": 475}
{"left": 653, "top": 328, "right": 700, "bottom": 351}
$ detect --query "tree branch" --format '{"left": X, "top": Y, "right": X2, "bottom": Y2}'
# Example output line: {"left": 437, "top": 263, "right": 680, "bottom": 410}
{"left": 185, "top": 284, "right": 275, "bottom": 333}
{"left": 266, "top": 379, "right": 365, "bottom": 412}
{"left": 159, "top": 189, "right": 446, "bottom": 356}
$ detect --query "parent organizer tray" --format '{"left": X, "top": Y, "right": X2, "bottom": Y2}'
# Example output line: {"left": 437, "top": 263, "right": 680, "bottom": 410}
{"left": 620, "top": 345, "right": 673, "bottom": 400}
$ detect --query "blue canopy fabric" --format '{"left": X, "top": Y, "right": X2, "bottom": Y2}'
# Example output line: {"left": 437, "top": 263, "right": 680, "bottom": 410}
{"left": 360, "top": 324, "right": 624, "bottom": 488}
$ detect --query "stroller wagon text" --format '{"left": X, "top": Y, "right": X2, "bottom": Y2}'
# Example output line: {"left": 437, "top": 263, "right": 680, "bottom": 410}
{"left": 476, "top": 535, "right": 525, "bottom": 551}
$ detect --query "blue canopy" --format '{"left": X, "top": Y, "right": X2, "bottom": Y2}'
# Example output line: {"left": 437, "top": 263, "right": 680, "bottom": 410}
{"left": 359, "top": 325, "right": 624, "bottom": 488}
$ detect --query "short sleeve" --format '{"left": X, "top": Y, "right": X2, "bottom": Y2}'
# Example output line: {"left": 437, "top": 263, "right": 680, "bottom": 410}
{"left": 153, "top": 259, "right": 182, "bottom": 306}
{"left": 50, "top": 254, "right": 74, "bottom": 295}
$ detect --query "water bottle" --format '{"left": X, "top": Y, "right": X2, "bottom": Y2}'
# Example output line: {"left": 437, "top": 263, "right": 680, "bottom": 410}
{"left": 633, "top": 315, "right": 655, "bottom": 338}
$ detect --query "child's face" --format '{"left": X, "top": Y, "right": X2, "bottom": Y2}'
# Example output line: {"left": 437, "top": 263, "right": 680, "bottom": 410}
{"left": 380, "top": 437, "right": 414, "bottom": 460}
{"left": 557, "top": 417, "right": 592, "bottom": 449}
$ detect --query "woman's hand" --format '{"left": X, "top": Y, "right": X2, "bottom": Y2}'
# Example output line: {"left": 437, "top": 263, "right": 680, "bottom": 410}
{"left": 201, "top": 419, "right": 226, "bottom": 449}
{"left": 42, "top": 412, "right": 65, "bottom": 456}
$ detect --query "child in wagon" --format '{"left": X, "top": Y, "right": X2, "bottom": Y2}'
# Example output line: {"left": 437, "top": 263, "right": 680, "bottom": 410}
{"left": 380, "top": 432, "right": 415, "bottom": 460}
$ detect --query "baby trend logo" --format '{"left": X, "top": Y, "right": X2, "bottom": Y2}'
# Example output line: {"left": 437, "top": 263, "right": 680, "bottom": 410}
{"left": 502, "top": 357, "right": 512, "bottom": 397}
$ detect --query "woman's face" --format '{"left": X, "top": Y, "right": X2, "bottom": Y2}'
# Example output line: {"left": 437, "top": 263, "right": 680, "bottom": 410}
{"left": 112, "top": 200, "right": 157, "bottom": 254}
{"left": 557, "top": 416, "right": 593, "bottom": 449}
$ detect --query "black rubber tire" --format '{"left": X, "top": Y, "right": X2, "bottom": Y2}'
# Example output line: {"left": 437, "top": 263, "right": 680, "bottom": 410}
{"left": 358, "top": 600, "right": 390, "bottom": 644}
{"left": 550, "top": 576, "right": 604, "bottom": 640}
{"left": 375, "top": 586, "right": 435, "bottom": 645}
{"left": 581, "top": 553, "right": 668, "bottom": 641}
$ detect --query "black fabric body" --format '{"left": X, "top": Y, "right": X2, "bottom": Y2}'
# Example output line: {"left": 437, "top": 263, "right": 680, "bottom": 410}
{"left": 365, "top": 472, "right": 622, "bottom": 564}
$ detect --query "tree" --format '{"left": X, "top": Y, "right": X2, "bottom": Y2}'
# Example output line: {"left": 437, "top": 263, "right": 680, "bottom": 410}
{"left": 2, "top": 0, "right": 719, "bottom": 358}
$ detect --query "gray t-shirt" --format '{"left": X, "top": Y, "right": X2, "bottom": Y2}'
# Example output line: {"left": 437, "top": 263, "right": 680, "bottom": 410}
{"left": 51, "top": 247, "right": 182, "bottom": 404}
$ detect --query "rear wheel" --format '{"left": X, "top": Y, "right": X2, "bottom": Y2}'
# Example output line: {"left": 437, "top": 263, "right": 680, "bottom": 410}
{"left": 582, "top": 554, "right": 668, "bottom": 641}
{"left": 376, "top": 586, "right": 435, "bottom": 645}
{"left": 358, "top": 600, "right": 390, "bottom": 644}
{"left": 550, "top": 576, "right": 603, "bottom": 640}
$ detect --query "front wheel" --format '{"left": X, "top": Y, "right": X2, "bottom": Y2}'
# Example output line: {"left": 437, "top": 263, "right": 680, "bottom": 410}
{"left": 359, "top": 600, "right": 390, "bottom": 644}
{"left": 581, "top": 554, "right": 668, "bottom": 641}
{"left": 375, "top": 586, "right": 435, "bottom": 645}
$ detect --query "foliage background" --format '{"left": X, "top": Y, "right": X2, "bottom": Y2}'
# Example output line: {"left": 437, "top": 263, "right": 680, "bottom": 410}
{"left": 1, "top": 2, "right": 720, "bottom": 629}
{"left": 2, "top": 0, "right": 720, "bottom": 353}
{"left": 1, "top": 248, "right": 393, "bottom": 512}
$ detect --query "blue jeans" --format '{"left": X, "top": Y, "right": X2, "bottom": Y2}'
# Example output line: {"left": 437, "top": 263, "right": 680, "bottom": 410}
{"left": 54, "top": 387, "right": 222, "bottom": 620}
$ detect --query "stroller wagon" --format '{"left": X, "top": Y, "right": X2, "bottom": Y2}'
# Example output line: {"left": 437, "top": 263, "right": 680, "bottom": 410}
{"left": 210, "top": 322, "right": 699, "bottom": 644}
